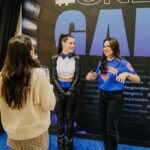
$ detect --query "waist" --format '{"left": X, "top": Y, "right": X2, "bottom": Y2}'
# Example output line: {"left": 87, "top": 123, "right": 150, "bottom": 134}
{"left": 57, "top": 77, "right": 74, "bottom": 82}
{"left": 100, "top": 90, "right": 123, "bottom": 94}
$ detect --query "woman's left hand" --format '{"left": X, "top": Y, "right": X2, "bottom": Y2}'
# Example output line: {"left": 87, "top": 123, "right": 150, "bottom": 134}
{"left": 116, "top": 72, "right": 129, "bottom": 83}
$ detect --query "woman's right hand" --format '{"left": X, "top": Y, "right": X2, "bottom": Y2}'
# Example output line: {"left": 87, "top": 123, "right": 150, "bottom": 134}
{"left": 86, "top": 71, "right": 98, "bottom": 81}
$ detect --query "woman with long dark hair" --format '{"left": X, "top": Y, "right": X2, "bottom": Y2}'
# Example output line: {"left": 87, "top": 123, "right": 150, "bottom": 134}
{"left": 86, "top": 37, "right": 140, "bottom": 150}
{"left": 51, "top": 34, "right": 80, "bottom": 150}
{"left": 0, "top": 35, "right": 56, "bottom": 150}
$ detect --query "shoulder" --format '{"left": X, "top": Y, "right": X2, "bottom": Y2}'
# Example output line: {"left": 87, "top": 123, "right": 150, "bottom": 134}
{"left": 33, "top": 68, "right": 46, "bottom": 79}
{"left": 97, "top": 60, "right": 101, "bottom": 67}
{"left": 51, "top": 55, "right": 59, "bottom": 64}
{"left": 74, "top": 55, "right": 80, "bottom": 60}
{"left": 51, "top": 55, "right": 59, "bottom": 60}
{"left": 120, "top": 59, "right": 134, "bottom": 71}
{"left": 98, "top": 60, "right": 101, "bottom": 64}
{"left": 120, "top": 59, "right": 130, "bottom": 66}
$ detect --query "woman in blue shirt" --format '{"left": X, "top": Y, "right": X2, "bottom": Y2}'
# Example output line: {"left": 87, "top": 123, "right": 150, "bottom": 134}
{"left": 86, "top": 37, "right": 140, "bottom": 150}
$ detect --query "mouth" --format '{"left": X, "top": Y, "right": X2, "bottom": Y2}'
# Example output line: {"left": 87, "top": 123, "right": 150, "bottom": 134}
{"left": 70, "top": 48, "right": 74, "bottom": 51}
{"left": 104, "top": 51, "right": 109, "bottom": 54}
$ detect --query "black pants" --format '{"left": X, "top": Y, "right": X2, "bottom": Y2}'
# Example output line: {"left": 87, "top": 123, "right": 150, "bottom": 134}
{"left": 55, "top": 90, "right": 76, "bottom": 150}
{"left": 99, "top": 90, "right": 124, "bottom": 150}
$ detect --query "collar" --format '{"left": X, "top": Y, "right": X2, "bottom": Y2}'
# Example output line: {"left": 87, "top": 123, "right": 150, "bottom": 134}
{"left": 60, "top": 53, "right": 75, "bottom": 59}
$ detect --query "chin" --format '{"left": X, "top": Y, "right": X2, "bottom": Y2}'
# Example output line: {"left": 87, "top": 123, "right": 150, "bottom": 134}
{"left": 69, "top": 50, "right": 74, "bottom": 53}
{"left": 105, "top": 54, "right": 110, "bottom": 57}
{"left": 105, "top": 53, "right": 113, "bottom": 57}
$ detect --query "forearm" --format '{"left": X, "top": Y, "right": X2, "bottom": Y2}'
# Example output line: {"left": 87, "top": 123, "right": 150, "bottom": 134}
{"left": 70, "top": 56, "right": 80, "bottom": 90}
{"left": 127, "top": 73, "right": 140, "bottom": 83}
{"left": 52, "top": 78, "right": 64, "bottom": 92}
{"left": 69, "top": 78, "right": 79, "bottom": 90}
{"left": 51, "top": 56, "right": 64, "bottom": 92}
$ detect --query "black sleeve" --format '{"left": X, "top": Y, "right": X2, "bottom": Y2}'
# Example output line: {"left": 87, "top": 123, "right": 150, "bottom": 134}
{"left": 69, "top": 55, "right": 80, "bottom": 92}
{"left": 51, "top": 55, "right": 65, "bottom": 93}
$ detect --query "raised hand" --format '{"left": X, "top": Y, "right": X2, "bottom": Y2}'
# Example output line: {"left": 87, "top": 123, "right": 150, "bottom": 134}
{"left": 116, "top": 72, "right": 129, "bottom": 83}
{"left": 86, "top": 70, "right": 98, "bottom": 81}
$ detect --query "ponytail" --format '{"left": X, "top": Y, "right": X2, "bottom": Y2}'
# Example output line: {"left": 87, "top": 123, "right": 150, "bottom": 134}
{"left": 57, "top": 34, "right": 74, "bottom": 54}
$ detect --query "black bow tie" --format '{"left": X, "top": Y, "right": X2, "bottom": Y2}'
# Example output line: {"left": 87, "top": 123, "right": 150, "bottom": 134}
{"left": 60, "top": 53, "right": 75, "bottom": 59}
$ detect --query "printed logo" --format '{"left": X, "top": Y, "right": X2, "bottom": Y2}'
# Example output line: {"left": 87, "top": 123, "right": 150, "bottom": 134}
{"left": 55, "top": 0, "right": 75, "bottom": 6}
{"left": 107, "top": 66, "right": 118, "bottom": 75}
{"left": 102, "top": 73, "right": 109, "bottom": 81}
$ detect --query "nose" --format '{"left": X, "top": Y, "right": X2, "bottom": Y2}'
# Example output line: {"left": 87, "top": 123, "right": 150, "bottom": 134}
{"left": 71, "top": 45, "right": 75, "bottom": 49}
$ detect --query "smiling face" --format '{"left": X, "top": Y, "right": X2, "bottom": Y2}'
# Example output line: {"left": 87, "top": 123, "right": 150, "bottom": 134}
{"left": 103, "top": 40, "right": 114, "bottom": 59}
{"left": 62, "top": 37, "right": 75, "bottom": 54}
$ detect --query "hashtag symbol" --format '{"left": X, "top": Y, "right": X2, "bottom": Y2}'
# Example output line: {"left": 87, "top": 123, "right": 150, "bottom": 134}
{"left": 55, "top": 0, "right": 76, "bottom": 6}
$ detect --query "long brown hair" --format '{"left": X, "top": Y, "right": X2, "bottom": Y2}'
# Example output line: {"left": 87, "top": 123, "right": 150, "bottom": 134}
{"left": 100, "top": 37, "right": 121, "bottom": 74}
{"left": 1, "top": 35, "right": 40, "bottom": 109}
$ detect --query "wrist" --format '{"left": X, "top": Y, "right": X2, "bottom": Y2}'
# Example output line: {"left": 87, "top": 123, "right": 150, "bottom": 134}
{"left": 126, "top": 72, "right": 130, "bottom": 79}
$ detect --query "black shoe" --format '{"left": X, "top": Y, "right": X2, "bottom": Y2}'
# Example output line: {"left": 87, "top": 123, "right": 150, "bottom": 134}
{"left": 58, "top": 139, "right": 65, "bottom": 150}
{"left": 65, "top": 139, "right": 73, "bottom": 150}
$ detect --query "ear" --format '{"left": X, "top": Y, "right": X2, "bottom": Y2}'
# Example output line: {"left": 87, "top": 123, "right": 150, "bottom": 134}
{"left": 62, "top": 41, "right": 66, "bottom": 47}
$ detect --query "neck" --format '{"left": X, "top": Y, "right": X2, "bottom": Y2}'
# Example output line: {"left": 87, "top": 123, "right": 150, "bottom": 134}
{"left": 62, "top": 50, "right": 69, "bottom": 54}
{"left": 107, "top": 56, "right": 115, "bottom": 61}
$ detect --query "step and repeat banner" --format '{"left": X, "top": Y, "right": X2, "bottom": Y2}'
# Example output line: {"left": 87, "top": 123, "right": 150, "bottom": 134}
{"left": 22, "top": 0, "right": 150, "bottom": 146}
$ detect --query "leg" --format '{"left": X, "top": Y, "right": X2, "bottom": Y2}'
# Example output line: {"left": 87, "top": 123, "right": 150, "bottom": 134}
{"left": 65, "top": 95, "right": 76, "bottom": 150}
{"left": 55, "top": 94, "right": 65, "bottom": 150}
{"left": 106, "top": 94, "right": 124, "bottom": 150}
{"left": 99, "top": 94, "right": 108, "bottom": 150}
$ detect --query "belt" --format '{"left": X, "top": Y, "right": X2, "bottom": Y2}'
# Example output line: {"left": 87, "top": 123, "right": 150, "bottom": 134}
{"left": 57, "top": 77, "right": 74, "bottom": 82}
{"left": 100, "top": 90, "right": 123, "bottom": 94}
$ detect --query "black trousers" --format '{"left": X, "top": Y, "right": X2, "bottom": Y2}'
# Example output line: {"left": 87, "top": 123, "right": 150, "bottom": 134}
{"left": 55, "top": 90, "right": 76, "bottom": 150}
{"left": 99, "top": 90, "right": 124, "bottom": 150}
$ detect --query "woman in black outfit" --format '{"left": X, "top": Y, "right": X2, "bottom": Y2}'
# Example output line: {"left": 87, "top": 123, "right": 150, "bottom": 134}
{"left": 51, "top": 34, "right": 80, "bottom": 150}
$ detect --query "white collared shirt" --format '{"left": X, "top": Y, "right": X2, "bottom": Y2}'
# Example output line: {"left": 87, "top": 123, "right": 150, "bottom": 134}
{"left": 56, "top": 56, "right": 75, "bottom": 78}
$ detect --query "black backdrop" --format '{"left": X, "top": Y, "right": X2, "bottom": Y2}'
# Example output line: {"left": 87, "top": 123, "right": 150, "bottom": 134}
{"left": 0, "top": 0, "right": 22, "bottom": 132}
{"left": 22, "top": 0, "right": 150, "bottom": 147}
{"left": 0, "top": 0, "right": 22, "bottom": 70}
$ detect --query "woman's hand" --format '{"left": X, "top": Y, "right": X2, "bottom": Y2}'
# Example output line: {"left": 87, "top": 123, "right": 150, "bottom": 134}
{"left": 86, "top": 71, "right": 98, "bottom": 81}
{"left": 116, "top": 72, "right": 129, "bottom": 83}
